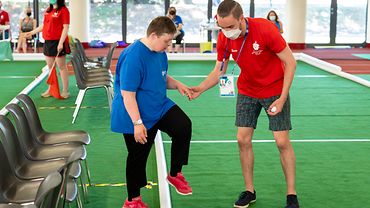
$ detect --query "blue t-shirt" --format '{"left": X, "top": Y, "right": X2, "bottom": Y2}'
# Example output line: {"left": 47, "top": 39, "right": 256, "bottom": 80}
{"left": 111, "top": 40, "right": 175, "bottom": 134}
{"left": 173, "top": 15, "right": 184, "bottom": 34}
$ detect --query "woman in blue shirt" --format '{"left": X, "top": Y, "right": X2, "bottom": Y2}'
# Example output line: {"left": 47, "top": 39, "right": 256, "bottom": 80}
{"left": 267, "top": 10, "right": 284, "bottom": 34}
{"left": 111, "top": 16, "right": 193, "bottom": 208}
{"left": 167, "top": 6, "right": 184, "bottom": 53}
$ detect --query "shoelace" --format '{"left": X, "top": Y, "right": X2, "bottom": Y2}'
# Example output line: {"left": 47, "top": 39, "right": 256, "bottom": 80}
{"left": 239, "top": 191, "right": 248, "bottom": 199}
{"left": 177, "top": 177, "right": 190, "bottom": 188}
{"left": 238, "top": 191, "right": 254, "bottom": 202}
{"left": 177, "top": 173, "right": 189, "bottom": 185}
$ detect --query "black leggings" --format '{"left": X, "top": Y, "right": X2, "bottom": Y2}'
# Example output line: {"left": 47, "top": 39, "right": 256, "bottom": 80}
{"left": 174, "top": 31, "right": 184, "bottom": 45}
{"left": 123, "top": 105, "right": 192, "bottom": 200}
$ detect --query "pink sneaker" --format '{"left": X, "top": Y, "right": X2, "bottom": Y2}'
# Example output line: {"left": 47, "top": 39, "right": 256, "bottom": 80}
{"left": 167, "top": 172, "right": 192, "bottom": 195}
{"left": 122, "top": 196, "right": 148, "bottom": 208}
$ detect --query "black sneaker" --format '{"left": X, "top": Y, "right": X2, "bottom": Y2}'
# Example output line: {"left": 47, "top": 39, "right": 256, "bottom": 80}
{"left": 285, "top": 194, "right": 299, "bottom": 208}
{"left": 234, "top": 190, "right": 256, "bottom": 208}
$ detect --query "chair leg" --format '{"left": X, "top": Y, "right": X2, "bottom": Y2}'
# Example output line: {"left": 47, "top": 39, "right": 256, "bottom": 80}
{"left": 72, "top": 89, "right": 86, "bottom": 124}
{"left": 75, "top": 89, "right": 84, "bottom": 105}
{"left": 76, "top": 180, "right": 84, "bottom": 208}
{"left": 84, "top": 159, "right": 92, "bottom": 187}
{"left": 78, "top": 160, "right": 88, "bottom": 201}
{"left": 79, "top": 173, "right": 88, "bottom": 203}
{"left": 105, "top": 87, "right": 112, "bottom": 111}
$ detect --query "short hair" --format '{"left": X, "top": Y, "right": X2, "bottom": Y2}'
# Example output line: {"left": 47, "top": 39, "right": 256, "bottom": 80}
{"left": 168, "top": 6, "right": 176, "bottom": 15}
{"left": 217, "top": 0, "right": 243, "bottom": 19}
{"left": 146, "top": 16, "right": 177, "bottom": 37}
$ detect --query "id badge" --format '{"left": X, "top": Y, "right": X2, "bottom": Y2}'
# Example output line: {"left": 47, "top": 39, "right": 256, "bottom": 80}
{"left": 219, "top": 75, "right": 235, "bottom": 97}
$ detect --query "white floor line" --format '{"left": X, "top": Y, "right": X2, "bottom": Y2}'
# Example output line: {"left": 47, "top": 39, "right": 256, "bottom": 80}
{"left": 0, "top": 76, "right": 36, "bottom": 79}
{"left": 162, "top": 139, "right": 370, "bottom": 144}
{"left": 0, "top": 65, "right": 49, "bottom": 115}
{"left": 170, "top": 75, "right": 333, "bottom": 78}
{"left": 154, "top": 131, "right": 172, "bottom": 208}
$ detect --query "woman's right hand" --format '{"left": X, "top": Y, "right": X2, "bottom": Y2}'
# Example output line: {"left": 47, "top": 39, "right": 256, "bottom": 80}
{"left": 24, "top": 32, "right": 32, "bottom": 38}
{"left": 134, "top": 124, "right": 148, "bottom": 144}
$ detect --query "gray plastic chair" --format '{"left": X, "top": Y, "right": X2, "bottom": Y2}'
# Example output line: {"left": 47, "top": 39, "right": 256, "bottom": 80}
{"left": 70, "top": 54, "right": 113, "bottom": 124}
{"left": 5, "top": 104, "right": 87, "bottom": 161}
{"left": 0, "top": 115, "right": 85, "bottom": 208}
{"left": 75, "top": 39, "right": 118, "bottom": 70}
{"left": 0, "top": 170, "right": 61, "bottom": 208}
{"left": 16, "top": 94, "right": 91, "bottom": 146}
{"left": 15, "top": 95, "right": 92, "bottom": 195}
{"left": 65, "top": 161, "right": 84, "bottom": 208}
{"left": 0, "top": 123, "right": 63, "bottom": 206}
{"left": 0, "top": 115, "right": 66, "bottom": 180}
{"left": 73, "top": 53, "right": 113, "bottom": 80}
{"left": 6, "top": 103, "right": 91, "bottom": 202}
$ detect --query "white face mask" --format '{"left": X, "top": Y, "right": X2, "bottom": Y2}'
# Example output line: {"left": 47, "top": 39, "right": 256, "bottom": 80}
{"left": 269, "top": 15, "right": 276, "bottom": 21}
{"left": 222, "top": 28, "right": 242, "bottom": 40}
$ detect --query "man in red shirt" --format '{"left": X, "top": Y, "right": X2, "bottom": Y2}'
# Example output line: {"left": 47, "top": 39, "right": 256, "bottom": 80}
{"left": 191, "top": 1, "right": 299, "bottom": 208}
{"left": 0, "top": 1, "right": 10, "bottom": 40}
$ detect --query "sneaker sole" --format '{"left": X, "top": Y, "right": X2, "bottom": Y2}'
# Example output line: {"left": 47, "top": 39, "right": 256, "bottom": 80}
{"left": 41, "top": 94, "right": 51, "bottom": 98}
{"left": 233, "top": 199, "right": 256, "bottom": 208}
{"left": 166, "top": 178, "right": 192, "bottom": 196}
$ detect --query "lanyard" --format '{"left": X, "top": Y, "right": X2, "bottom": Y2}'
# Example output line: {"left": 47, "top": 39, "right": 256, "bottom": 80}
{"left": 220, "top": 19, "right": 249, "bottom": 75}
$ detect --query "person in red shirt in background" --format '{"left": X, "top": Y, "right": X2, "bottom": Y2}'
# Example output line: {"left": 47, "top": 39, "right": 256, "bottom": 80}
{"left": 0, "top": 1, "right": 10, "bottom": 40}
{"left": 190, "top": 0, "right": 299, "bottom": 208}
{"left": 26, "top": 0, "right": 71, "bottom": 99}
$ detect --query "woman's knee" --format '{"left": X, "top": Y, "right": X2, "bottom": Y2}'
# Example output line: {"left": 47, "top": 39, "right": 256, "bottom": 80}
{"left": 180, "top": 115, "right": 192, "bottom": 133}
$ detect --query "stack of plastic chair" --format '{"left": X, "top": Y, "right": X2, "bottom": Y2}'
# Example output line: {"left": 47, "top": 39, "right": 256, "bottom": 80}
{"left": 16, "top": 94, "right": 91, "bottom": 202}
{"left": 4, "top": 105, "right": 88, "bottom": 208}
{"left": 70, "top": 50, "right": 114, "bottom": 124}
{"left": 0, "top": 115, "right": 76, "bottom": 208}
{"left": 74, "top": 39, "right": 118, "bottom": 71}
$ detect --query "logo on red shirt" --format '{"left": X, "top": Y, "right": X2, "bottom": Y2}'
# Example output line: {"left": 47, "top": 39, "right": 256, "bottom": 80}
{"left": 252, "top": 41, "right": 263, "bottom": 55}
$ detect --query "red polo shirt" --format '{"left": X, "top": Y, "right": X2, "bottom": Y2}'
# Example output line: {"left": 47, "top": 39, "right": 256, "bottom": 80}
{"left": 217, "top": 17, "right": 287, "bottom": 99}
{"left": 42, "top": 6, "right": 69, "bottom": 40}
{"left": 0, "top": 10, "right": 10, "bottom": 25}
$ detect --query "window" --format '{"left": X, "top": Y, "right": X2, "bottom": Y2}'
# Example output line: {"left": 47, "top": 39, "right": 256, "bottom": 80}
{"left": 306, "top": 0, "right": 331, "bottom": 43}
{"left": 212, "top": 0, "right": 250, "bottom": 18}
{"left": 170, "top": 0, "right": 207, "bottom": 43}
{"left": 126, "top": 0, "right": 164, "bottom": 43}
{"left": 336, "top": 0, "right": 367, "bottom": 43}
{"left": 254, "top": 0, "right": 285, "bottom": 20}
{"left": 90, "top": 0, "right": 122, "bottom": 42}
{"left": 1, "top": 0, "right": 33, "bottom": 38}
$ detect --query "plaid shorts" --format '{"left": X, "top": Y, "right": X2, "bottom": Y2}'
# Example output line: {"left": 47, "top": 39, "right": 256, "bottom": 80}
{"left": 235, "top": 94, "right": 292, "bottom": 131}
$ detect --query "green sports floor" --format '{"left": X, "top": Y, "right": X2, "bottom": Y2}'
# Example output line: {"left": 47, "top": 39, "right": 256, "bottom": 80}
{"left": 1, "top": 60, "right": 370, "bottom": 208}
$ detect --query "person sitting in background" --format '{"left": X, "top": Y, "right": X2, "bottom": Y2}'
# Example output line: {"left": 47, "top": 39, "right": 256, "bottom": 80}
{"left": 15, "top": 6, "right": 36, "bottom": 53}
{"left": 267, "top": 10, "right": 283, "bottom": 34}
{"left": 0, "top": 1, "right": 10, "bottom": 40}
{"left": 167, "top": 6, "right": 184, "bottom": 53}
